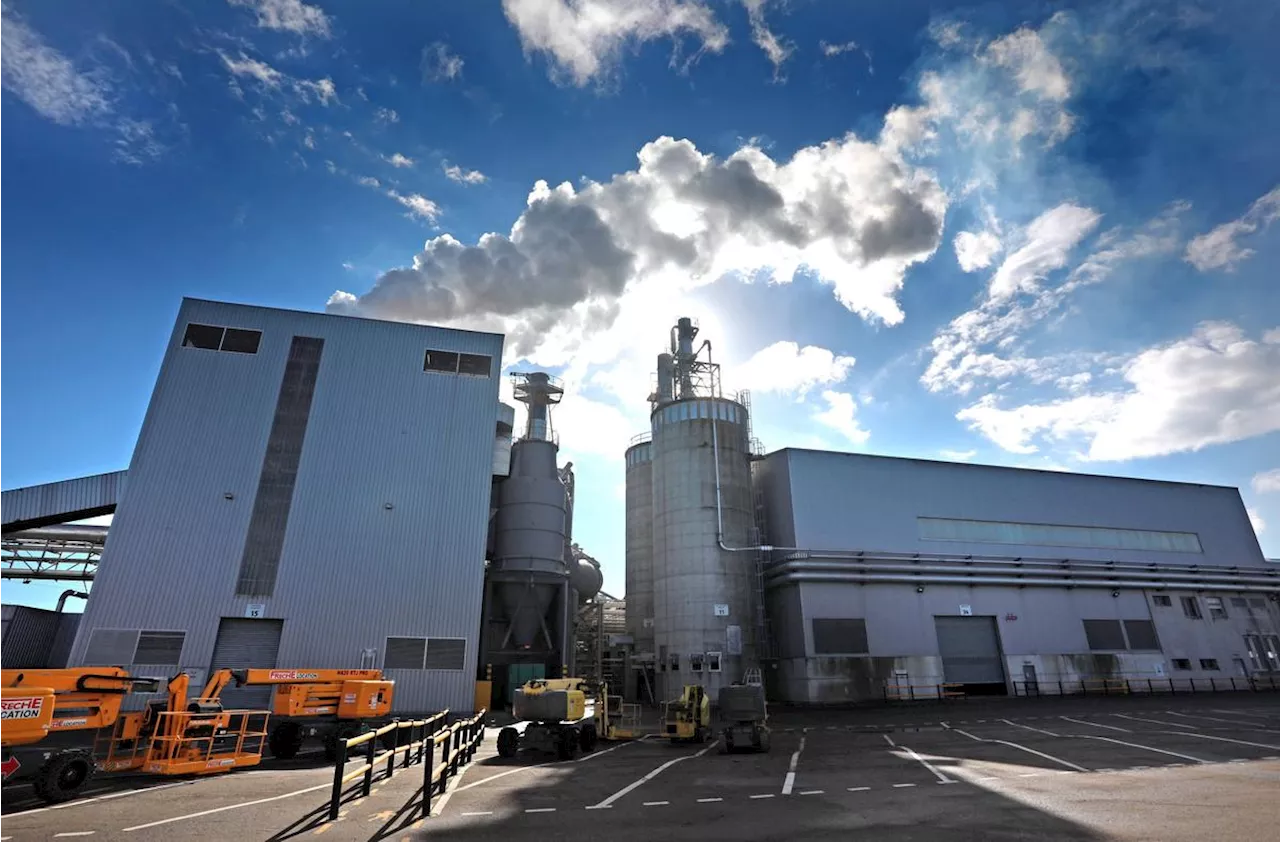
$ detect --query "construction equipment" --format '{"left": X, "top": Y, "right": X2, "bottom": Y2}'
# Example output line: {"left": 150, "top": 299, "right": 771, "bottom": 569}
{"left": 718, "top": 682, "right": 769, "bottom": 752}
{"left": 593, "top": 682, "right": 643, "bottom": 741}
{"left": 2, "top": 668, "right": 161, "bottom": 802}
{"left": 497, "top": 677, "right": 598, "bottom": 760}
{"left": 662, "top": 684, "right": 711, "bottom": 743}
{"left": 199, "top": 668, "right": 394, "bottom": 760}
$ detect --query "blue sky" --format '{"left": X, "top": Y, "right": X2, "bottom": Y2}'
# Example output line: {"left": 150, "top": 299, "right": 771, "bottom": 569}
{"left": 3, "top": 0, "right": 1279, "bottom": 609}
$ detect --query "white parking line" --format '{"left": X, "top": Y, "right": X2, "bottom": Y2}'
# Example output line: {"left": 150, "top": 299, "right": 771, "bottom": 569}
{"left": 697, "top": 797, "right": 724, "bottom": 803}
{"left": 1001, "top": 719, "right": 1062, "bottom": 737}
{"left": 590, "top": 741, "right": 718, "bottom": 809}
{"left": 1060, "top": 716, "right": 1130, "bottom": 733}
{"left": 947, "top": 725, "right": 1089, "bottom": 773}
{"left": 847, "top": 786, "right": 870, "bottom": 792}
{"left": 782, "top": 730, "right": 808, "bottom": 795}
{"left": 10, "top": 781, "right": 196, "bottom": 818}
{"left": 1213, "top": 709, "right": 1277, "bottom": 721}
{"left": 123, "top": 782, "right": 332, "bottom": 832}
{"left": 798, "top": 790, "right": 824, "bottom": 796}
{"left": 643, "top": 801, "right": 669, "bottom": 807}
{"left": 525, "top": 808, "right": 556, "bottom": 813}
{"left": 893, "top": 783, "right": 916, "bottom": 788}
{"left": 750, "top": 794, "right": 776, "bottom": 799}
{"left": 1115, "top": 713, "right": 1198, "bottom": 729}
{"left": 1165, "top": 712, "right": 1280, "bottom": 733}
{"left": 460, "top": 812, "right": 493, "bottom": 817}
{"left": 892, "top": 743, "right": 956, "bottom": 783}
{"left": 53, "top": 834, "right": 96, "bottom": 838}
{"left": 1173, "top": 732, "right": 1280, "bottom": 751}
{"left": 1081, "top": 735, "right": 1207, "bottom": 764}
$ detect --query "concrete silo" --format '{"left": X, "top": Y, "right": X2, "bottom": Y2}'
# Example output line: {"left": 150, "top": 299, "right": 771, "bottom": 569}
{"left": 648, "top": 318, "right": 758, "bottom": 701}
{"left": 624, "top": 435, "right": 654, "bottom": 700}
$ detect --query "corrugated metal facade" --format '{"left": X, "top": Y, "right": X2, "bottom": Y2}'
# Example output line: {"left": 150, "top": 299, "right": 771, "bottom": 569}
{"left": 756, "top": 449, "right": 1280, "bottom": 703}
{"left": 2, "top": 605, "right": 81, "bottom": 668}
{"left": 68, "top": 299, "right": 502, "bottom": 713}
{"left": 1, "top": 471, "right": 127, "bottom": 531}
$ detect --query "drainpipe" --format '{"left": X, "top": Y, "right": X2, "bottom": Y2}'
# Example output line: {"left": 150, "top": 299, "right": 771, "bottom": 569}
{"left": 713, "top": 416, "right": 793, "bottom": 554}
{"left": 56, "top": 590, "right": 89, "bottom": 613}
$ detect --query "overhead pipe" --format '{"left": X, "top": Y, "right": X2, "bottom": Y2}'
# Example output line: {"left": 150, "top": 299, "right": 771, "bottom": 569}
{"left": 766, "top": 558, "right": 1280, "bottom": 588}
{"left": 56, "top": 590, "right": 89, "bottom": 612}
{"left": 765, "top": 570, "right": 1280, "bottom": 594}
{"left": 774, "top": 548, "right": 1273, "bottom": 578}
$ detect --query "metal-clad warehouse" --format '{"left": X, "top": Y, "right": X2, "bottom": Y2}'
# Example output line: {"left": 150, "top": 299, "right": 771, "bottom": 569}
{"left": 755, "top": 449, "right": 1280, "bottom": 704}
{"left": 69, "top": 299, "right": 504, "bottom": 713}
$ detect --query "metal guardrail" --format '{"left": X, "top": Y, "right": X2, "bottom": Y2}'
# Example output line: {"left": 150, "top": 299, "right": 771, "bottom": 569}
{"left": 883, "top": 683, "right": 966, "bottom": 702}
{"left": 1013, "top": 675, "right": 1280, "bottom": 696}
{"left": 326, "top": 709, "right": 486, "bottom": 822}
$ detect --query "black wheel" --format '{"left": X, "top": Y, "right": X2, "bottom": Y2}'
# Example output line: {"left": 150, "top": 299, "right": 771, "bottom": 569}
{"left": 497, "top": 727, "right": 519, "bottom": 759}
{"left": 578, "top": 723, "right": 598, "bottom": 753}
{"left": 268, "top": 722, "right": 305, "bottom": 760}
{"left": 556, "top": 728, "right": 578, "bottom": 761}
{"left": 322, "top": 724, "right": 361, "bottom": 763}
{"left": 32, "top": 751, "right": 94, "bottom": 805}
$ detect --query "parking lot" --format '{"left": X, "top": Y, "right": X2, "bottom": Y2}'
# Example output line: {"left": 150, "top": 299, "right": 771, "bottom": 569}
{"left": 3, "top": 695, "right": 1279, "bottom": 841}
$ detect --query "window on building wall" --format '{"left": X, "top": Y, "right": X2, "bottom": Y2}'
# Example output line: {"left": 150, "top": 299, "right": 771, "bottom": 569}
{"left": 384, "top": 636, "right": 426, "bottom": 669}
{"left": 182, "top": 323, "right": 263, "bottom": 354}
{"left": 1265, "top": 635, "right": 1280, "bottom": 671}
{"left": 1199, "top": 659, "right": 1220, "bottom": 671}
{"left": 1204, "top": 597, "right": 1228, "bottom": 620}
{"left": 1152, "top": 595, "right": 1172, "bottom": 607}
{"left": 424, "top": 638, "right": 466, "bottom": 671}
{"left": 457, "top": 353, "right": 492, "bottom": 377}
{"left": 1245, "top": 636, "right": 1265, "bottom": 672}
{"left": 916, "top": 517, "right": 1203, "bottom": 553}
{"left": 812, "top": 619, "right": 869, "bottom": 655}
{"left": 669, "top": 652, "right": 680, "bottom": 671}
{"left": 220, "top": 328, "right": 263, "bottom": 354}
{"left": 690, "top": 653, "right": 704, "bottom": 672}
{"left": 1083, "top": 620, "right": 1126, "bottom": 651}
{"left": 706, "top": 651, "right": 722, "bottom": 672}
{"left": 1171, "top": 658, "right": 1192, "bottom": 671}
{"left": 133, "top": 630, "right": 186, "bottom": 665}
{"left": 182, "top": 322, "right": 225, "bottom": 349}
{"left": 423, "top": 350, "right": 460, "bottom": 373}
{"left": 1181, "top": 597, "right": 1202, "bottom": 619}
{"left": 1248, "top": 597, "right": 1267, "bottom": 611}
{"left": 1123, "top": 620, "right": 1161, "bottom": 651}
{"left": 1230, "top": 597, "right": 1248, "bottom": 609}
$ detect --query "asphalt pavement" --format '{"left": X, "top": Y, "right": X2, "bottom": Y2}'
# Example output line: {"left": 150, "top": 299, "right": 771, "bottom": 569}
{"left": 3, "top": 693, "right": 1279, "bottom": 841}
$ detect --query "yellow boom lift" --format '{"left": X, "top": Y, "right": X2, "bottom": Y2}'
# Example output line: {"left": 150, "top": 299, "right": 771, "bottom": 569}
{"left": 662, "top": 684, "right": 712, "bottom": 743}
{"left": 497, "top": 678, "right": 599, "bottom": 760}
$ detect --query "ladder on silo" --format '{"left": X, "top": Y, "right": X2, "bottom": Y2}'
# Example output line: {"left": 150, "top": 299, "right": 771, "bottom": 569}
{"left": 751, "top": 463, "right": 774, "bottom": 662}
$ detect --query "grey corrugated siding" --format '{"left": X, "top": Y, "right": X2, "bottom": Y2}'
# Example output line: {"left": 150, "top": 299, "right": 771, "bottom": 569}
{"left": 1, "top": 471, "right": 128, "bottom": 531}
{"left": 2, "top": 605, "right": 62, "bottom": 668}
{"left": 69, "top": 299, "right": 502, "bottom": 714}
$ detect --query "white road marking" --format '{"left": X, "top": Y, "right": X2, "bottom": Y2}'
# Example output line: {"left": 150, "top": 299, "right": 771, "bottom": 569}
{"left": 1001, "top": 719, "right": 1061, "bottom": 737}
{"left": 122, "top": 783, "right": 330, "bottom": 831}
{"left": 1229, "top": 758, "right": 1250, "bottom": 763}
{"left": 947, "top": 725, "right": 1089, "bottom": 773}
{"left": 54, "top": 834, "right": 96, "bottom": 838}
{"left": 750, "top": 794, "right": 776, "bottom": 799}
{"left": 1131, "top": 766, "right": 1151, "bottom": 771}
{"left": 525, "top": 808, "right": 556, "bottom": 813}
{"left": 13, "top": 781, "right": 195, "bottom": 818}
{"left": 1115, "top": 713, "right": 1198, "bottom": 729}
{"left": 882, "top": 734, "right": 897, "bottom": 747}
{"left": 1173, "top": 731, "right": 1280, "bottom": 752}
{"left": 782, "top": 731, "right": 808, "bottom": 795}
{"left": 798, "top": 790, "right": 824, "bottom": 796}
{"left": 1060, "top": 716, "right": 1130, "bottom": 733}
{"left": 937, "top": 780, "right": 958, "bottom": 784}
{"left": 575, "top": 741, "right": 637, "bottom": 763}
{"left": 590, "top": 741, "right": 718, "bottom": 809}
{"left": 1080, "top": 735, "right": 1208, "bottom": 764}
{"left": 450, "top": 762, "right": 555, "bottom": 793}
{"left": 697, "top": 797, "right": 724, "bottom": 803}
{"left": 848, "top": 786, "right": 871, "bottom": 792}
{"left": 1018, "top": 773, "right": 1041, "bottom": 778}
{"left": 892, "top": 743, "right": 956, "bottom": 783}
{"left": 643, "top": 801, "right": 669, "bottom": 807}
{"left": 460, "top": 812, "right": 493, "bottom": 817}
{"left": 1166, "top": 712, "right": 1280, "bottom": 733}
{"left": 1213, "top": 709, "right": 1276, "bottom": 721}
{"left": 893, "top": 783, "right": 916, "bottom": 788}
{"left": 1264, "top": 756, "right": 1280, "bottom": 761}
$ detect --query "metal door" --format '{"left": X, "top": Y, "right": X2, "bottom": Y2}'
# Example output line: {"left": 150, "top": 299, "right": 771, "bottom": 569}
{"left": 208, "top": 618, "right": 284, "bottom": 709}
{"left": 1022, "top": 663, "right": 1039, "bottom": 695}
{"left": 935, "top": 616, "right": 1006, "bottom": 685}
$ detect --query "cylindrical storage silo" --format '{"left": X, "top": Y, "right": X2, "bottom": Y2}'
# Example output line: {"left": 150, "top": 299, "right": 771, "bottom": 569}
{"left": 651, "top": 397, "right": 757, "bottom": 702}
{"left": 624, "top": 439, "right": 655, "bottom": 666}
{"left": 492, "top": 438, "right": 569, "bottom": 649}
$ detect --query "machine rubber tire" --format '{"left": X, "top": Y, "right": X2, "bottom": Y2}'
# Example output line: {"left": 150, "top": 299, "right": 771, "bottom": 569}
{"left": 759, "top": 731, "right": 771, "bottom": 753}
{"left": 557, "top": 728, "right": 578, "bottom": 761}
{"left": 323, "top": 724, "right": 361, "bottom": 763}
{"left": 497, "top": 727, "right": 519, "bottom": 759}
{"left": 269, "top": 722, "right": 305, "bottom": 760}
{"left": 32, "top": 751, "right": 94, "bottom": 805}
{"left": 578, "top": 723, "right": 598, "bottom": 753}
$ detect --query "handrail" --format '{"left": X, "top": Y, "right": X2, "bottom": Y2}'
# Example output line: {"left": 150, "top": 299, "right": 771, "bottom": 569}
{"left": 1013, "top": 675, "right": 1280, "bottom": 697}
{"left": 327, "top": 709, "right": 485, "bottom": 822}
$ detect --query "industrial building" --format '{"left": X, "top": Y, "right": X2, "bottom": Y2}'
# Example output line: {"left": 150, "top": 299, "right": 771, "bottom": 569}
{"left": 56, "top": 299, "right": 506, "bottom": 713}
{"left": 625, "top": 317, "right": 1280, "bottom": 705}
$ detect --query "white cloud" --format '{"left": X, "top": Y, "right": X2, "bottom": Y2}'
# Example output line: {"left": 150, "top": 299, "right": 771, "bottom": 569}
{"left": 1248, "top": 507, "right": 1266, "bottom": 535}
{"left": 939, "top": 448, "right": 977, "bottom": 461}
{"left": 220, "top": 53, "right": 285, "bottom": 87}
{"left": 443, "top": 161, "right": 488, "bottom": 184}
{"left": 1185, "top": 185, "right": 1280, "bottom": 272}
{"left": 374, "top": 106, "right": 399, "bottom": 123}
{"left": 988, "top": 203, "right": 1100, "bottom": 299}
{"left": 1252, "top": 468, "right": 1280, "bottom": 494}
{"left": 501, "top": 0, "right": 729, "bottom": 86}
{"left": 1, "top": 6, "right": 111, "bottom": 125}
{"left": 219, "top": 52, "right": 335, "bottom": 105}
{"left": 983, "top": 25, "right": 1070, "bottom": 102}
{"left": 228, "top": 0, "right": 332, "bottom": 39}
{"left": 386, "top": 191, "right": 442, "bottom": 223}
{"left": 953, "top": 230, "right": 1001, "bottom": 272}
{"left": 958, "top": 322, "right": 1280, "bottom": 461}
{"left": 113, "top": 118, "right": 164, "bottom": 165}
{"left": 421, "top": 41, "right": 464, "bottom": 82}
{"left": 732, "top": 341, "right": 855, "bottom": 397}
{"left": 329, "top": 132, "right": 947, "bottom": 358}
{"left": 820, "top": 40, "right": 859, "bottom": 57}
{"left": 741, "top": 0, "right": 792, "bottom": 79}
{"left": 357, "top": 175, "right": 380, "bottom": 188}
{"left": 385, "top": 152, "right": 414, "bottom": 168}
{"left": 814, "top": 390, "right": 869, "bottom": 445}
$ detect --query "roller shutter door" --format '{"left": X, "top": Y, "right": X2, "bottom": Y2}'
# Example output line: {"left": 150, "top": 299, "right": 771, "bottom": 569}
{"left": 935, "top": 616, "right": 1006, "bottom": 685}
{"left": 208, "top": 618, "right": 284, "bottom": 709}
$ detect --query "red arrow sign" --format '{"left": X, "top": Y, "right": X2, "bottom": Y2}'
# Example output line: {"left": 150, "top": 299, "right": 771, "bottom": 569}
{"left": 1, "top": 756, "right": 19, "bottom": 779}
